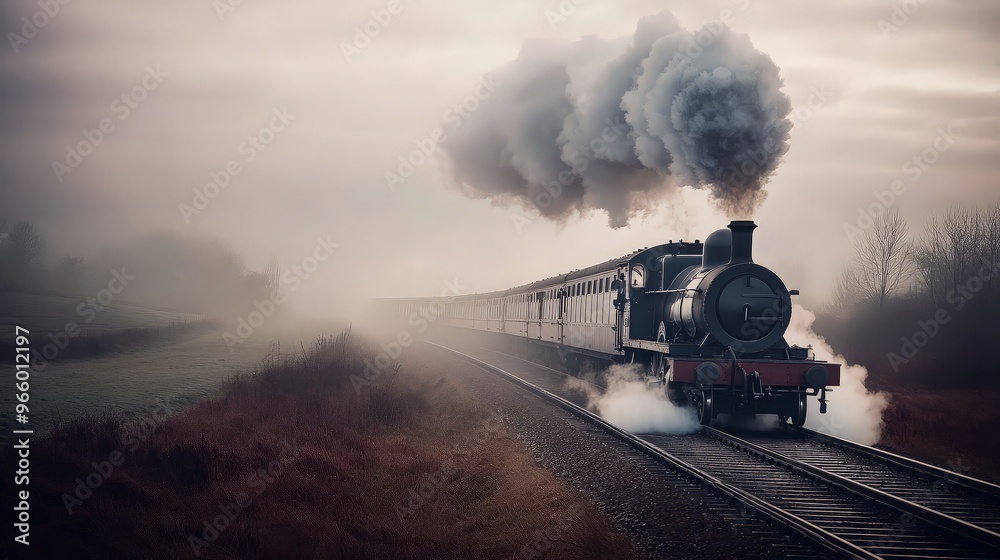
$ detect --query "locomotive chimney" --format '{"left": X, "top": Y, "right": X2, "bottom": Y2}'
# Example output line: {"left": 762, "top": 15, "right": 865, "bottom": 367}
{"left": 728, "top": 220, "right": 756, "bottom": 263}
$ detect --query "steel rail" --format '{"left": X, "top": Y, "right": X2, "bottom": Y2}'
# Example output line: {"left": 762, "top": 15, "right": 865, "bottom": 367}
{"left": 705, "top": 426, "right": 1000, "bottom": 550}
{"left": 792, "top": 425, "right": 1000, "bottom": 498}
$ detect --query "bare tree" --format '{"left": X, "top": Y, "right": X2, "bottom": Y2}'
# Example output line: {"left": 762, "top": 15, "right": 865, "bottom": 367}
{"left": 916, "top": 205, "right": 984, "bottom": 306}
{"left": 916, "top": 216, "right": 946, "bottom": 306}
{"left": 846, "top": 209, "right": 913, "bottom": 316}
{"left": 829, "top": 265, "right": 861, "bottom": 314}
{"left": 55, "top": 255, "right": 87, "bottom": 288}
{"left": 3, "top": 221, "right": 46, "bottom": 269}
{"left": 941, "top": 206, "right": 982, "bottom": 287}
{"left": 980, "top": 200, "right": 1000, "bottom": 296}
{"left": 262, "top": 254, "right": 281, "bottom": 291}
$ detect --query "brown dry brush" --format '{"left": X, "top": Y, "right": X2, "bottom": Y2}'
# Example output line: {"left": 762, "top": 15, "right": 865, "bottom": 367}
{"left": 1, "top": 328, "right": 638, "bottom": 560}
{"left": 877, "top": 390, "right": 1000, "bottom": 482}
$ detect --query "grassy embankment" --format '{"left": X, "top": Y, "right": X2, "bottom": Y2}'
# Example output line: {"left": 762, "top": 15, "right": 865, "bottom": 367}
{"left": 2, "top": 329, "right": 637, "bottom": 559}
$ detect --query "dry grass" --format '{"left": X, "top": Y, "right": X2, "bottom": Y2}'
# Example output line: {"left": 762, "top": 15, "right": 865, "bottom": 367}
{"left": 1, "top": 329, "right": 639, "bottom": 559}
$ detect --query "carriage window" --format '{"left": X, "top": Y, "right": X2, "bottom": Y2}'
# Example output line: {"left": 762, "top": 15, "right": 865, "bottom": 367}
{"left": 631, "top": 265, "right": 646, "bottom": 288}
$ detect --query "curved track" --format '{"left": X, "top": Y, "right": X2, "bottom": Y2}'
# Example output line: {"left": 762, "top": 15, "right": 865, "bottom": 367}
{"left": 730, "top": 427, "right": 1000, "bottom": 538}
{"left": 426, "top": 339, "right": 1000, "bottom": 559}
{"left": 653, "top": 428, "right": 999, "bottom": 559}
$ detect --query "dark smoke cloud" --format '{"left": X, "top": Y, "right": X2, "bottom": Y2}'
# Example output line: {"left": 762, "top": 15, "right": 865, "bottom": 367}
{"left": 440, "top": 10, "right": 792, "bottom": 227}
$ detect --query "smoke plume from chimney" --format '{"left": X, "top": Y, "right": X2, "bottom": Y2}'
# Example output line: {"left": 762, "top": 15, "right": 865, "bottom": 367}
{"left": 440, "top": 10, "right": 793, "bottom": 227}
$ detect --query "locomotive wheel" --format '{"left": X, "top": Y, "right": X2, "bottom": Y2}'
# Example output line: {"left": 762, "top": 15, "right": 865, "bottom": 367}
{"left": 790, "top": 392, "right": 807, "bottom": 427}
{"left": 649, "top": 352, "right": 666, "bottom": 381}
{"left": 667, "top": 385, "right": 687, "bottom": 406}
{"left": 696, "top": 390, "right": 714, "bottom": 426}
{"left": 651, "top": 322, "right": 667, "bottom": 383}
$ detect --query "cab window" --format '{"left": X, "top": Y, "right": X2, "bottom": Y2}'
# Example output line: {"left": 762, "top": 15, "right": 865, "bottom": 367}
{"left": 631, "top": 265, "right": 645, "bottom": 288}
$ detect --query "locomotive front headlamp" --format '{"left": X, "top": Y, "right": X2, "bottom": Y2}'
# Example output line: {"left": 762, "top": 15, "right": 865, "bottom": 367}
{"left": 695, "top": 361, "right": 722, "bottom": 388}
{"left": 805, "top": 365, "right": 830, "bottom": 389}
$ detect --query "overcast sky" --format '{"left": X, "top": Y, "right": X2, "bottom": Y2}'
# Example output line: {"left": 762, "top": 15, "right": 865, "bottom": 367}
{"left": 2, "top": 0, "right": 998, "bottom": 317}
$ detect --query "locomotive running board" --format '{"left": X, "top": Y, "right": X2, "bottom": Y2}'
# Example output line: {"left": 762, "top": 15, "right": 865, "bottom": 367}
{"left": 622, "top": 338, "right": 700, "bottom": 355}
{"left": 623, "top": 339, "right": 670, "bottom": 352}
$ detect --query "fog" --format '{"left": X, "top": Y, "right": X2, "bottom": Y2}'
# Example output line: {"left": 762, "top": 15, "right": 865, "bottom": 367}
{"left": 2, "top": 0, "right": 999, "bottom": 320}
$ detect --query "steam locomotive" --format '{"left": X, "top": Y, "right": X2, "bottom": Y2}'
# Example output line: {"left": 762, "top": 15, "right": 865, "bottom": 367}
{"left": 379, "top": 221, "right": 840, "bottom": 426}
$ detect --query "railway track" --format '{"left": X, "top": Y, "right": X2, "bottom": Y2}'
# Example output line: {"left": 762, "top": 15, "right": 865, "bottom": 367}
{"left": 650, "top": 429, "right": 998, "bottom": 559}
{"left": 425, "top": 339, "right": 1000, "bottom": 559}
{"left": 729, "top": 426, "right": 1000, "bottom": 539}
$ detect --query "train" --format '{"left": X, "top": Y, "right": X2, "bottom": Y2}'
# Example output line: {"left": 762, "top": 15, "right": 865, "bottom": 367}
{"left": 377, "top": 220, "right": 840, "bottom": 426}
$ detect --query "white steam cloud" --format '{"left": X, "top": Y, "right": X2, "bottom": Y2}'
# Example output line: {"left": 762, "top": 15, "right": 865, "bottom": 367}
{"left": 786, "top": 304, "right": 889, "bottom": 445}
{"left": 562, "top": 304, "right": 887, "bottom": 442}
{"left": 565, "top": 363, "right": 701, "bottom": 434}
{"left": 441, "top": 9, "right": 792, "bottom": 227}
